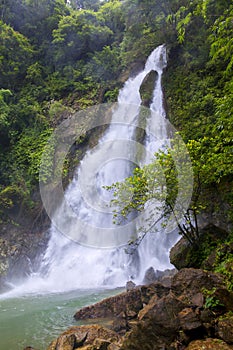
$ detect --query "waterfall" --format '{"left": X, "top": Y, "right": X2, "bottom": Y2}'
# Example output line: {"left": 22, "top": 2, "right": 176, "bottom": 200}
{"left": 9, "top": 45, "right": 179, "bottom": 294}
{"left": 136, "top": 50, "right": 176, "bottom": 281}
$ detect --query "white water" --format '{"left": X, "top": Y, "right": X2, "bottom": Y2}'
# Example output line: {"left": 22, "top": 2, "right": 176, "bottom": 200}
{"left": 4, "top": 45, "right": 178, "bottom": 297}
{"left": 135, "top": 46, "right": 176, "bottom": 281}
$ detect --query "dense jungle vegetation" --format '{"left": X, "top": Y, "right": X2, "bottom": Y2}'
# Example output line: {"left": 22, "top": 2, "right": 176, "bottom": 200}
{"left": 0, "top": 0, "right": 232, "bottom": 247}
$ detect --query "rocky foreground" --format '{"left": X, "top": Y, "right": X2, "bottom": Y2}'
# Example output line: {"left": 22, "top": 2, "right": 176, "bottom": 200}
{"left": 35, "top": 268, "right": 233, "bottom": 350}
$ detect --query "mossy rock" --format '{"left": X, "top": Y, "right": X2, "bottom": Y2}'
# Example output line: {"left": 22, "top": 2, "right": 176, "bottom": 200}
{"left": 186, "top": 338, "right": 233, "bottom": 349}
{"left": 139, "top": 70, "right": 158, "bottom": 107}
{"left": 170, "top": 225, "right": 229, "bottom": 270}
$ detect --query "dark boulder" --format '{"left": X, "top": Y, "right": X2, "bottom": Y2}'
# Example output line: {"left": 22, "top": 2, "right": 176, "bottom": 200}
{"left": 120, "top": 293, "right": 187, "bottom": 350}
{"left": 47, "top": 325, "right": 121, "bottom": 350}
{"left": 111, "top": 312, "right": 129, "bottom": 335}
{"left": 74, "top": 289, "right": 143, "bottom": 320}
{"left": 171, "top": 268, "right": 224, "bottom": 301}
{"left": 125, "top": 281, "right": 136, "bottom": 292}
{"left": 52, "top": 268, "right": 233, "bottom": 350}
{"left": 186, "top": 338, "right": 233, "bottom": 349}
{"left": 142, "top": 267, "right": 172, "bottom": 285}
{"left": 169, "top": 237, "right": 192, "bottom": 270}
{"left": 139, "top": 70, "right": 158, "bottom": 107}
{"left": 140, "top": 282, "right": 170, "bottom": 305}
{"left": 217, "top": 315, "right": 233, "bottom": 344}
{"left": 142, "top": 266, "right": 157, "bottom": 284}
{"left": 178, "top": 307, "right": 203, "bottom": 332}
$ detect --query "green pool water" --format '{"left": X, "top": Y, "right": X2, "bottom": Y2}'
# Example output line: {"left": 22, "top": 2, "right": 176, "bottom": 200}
{"left": 0, "top": 288, "right": 122, "bottom": 350}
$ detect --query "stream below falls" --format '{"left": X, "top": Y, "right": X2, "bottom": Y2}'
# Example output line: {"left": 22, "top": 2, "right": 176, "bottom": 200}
{"left": 0, "top": 288, "right": 123, "bottom": 350}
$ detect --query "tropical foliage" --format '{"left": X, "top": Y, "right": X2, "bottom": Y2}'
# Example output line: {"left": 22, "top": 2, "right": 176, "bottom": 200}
{"left": 106, "top": 0, "right": 233, "bottom": 242}
{"left": 0, "top": 0, "right": 232, "bottom": 236}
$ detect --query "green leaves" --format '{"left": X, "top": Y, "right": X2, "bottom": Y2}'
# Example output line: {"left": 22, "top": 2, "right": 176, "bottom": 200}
{"left": 163, "top": 0, "right": 233, "bottom": 226}
{"left": 0, "top": 21, "right": 33, "bottom": 89}
{"left": 12, "top": 127, "right": 53, "bottom": 184}
{"left": 176, "top": 9, "right": 192, "bottom": 44}
{"left": 0, "top": 0, "right": 232, "bottom": 231}
{"left": 209, "top": 4, "right": 233, "bottom": 76}
{"left": 52, "top": 10, "right": 113, "bottom": 67}
{"left": 203, "top": 287, "right": 224, "bottom": 310}
{"left": 106, "top": 137, "right": 200, "bottom": 244}
{"left": 84, "top": 46, "right": 121, "bottom": 83}
{"left": 187, "top": 136, "right": 233, "bottom": 185}
{"left": 0, "top": 89, "right": 12, "bottom": 129}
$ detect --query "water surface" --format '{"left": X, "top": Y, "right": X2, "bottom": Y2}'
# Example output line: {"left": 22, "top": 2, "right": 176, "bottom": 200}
{"left": 0, "top": 288, "right": 123, "bottom": 350}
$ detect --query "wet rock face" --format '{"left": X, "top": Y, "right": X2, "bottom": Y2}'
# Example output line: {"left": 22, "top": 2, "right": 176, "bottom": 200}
{"left": 0, "top": 222, "right": 50, "bottom": 292}
{"left": 139, "top": 70, "right": 158, "bottom": 107}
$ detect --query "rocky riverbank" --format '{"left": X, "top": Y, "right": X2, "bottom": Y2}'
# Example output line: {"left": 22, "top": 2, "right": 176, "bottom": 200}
{"left": 42, "top": 267, "right": 233, "bottom": 350}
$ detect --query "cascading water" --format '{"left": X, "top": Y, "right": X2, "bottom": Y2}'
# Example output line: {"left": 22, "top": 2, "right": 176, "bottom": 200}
{"left": 136, "top": 49, "right": 176, "bottom": 281}
{"left": 7, "top": 45, "right": 178, "bottom": 295}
